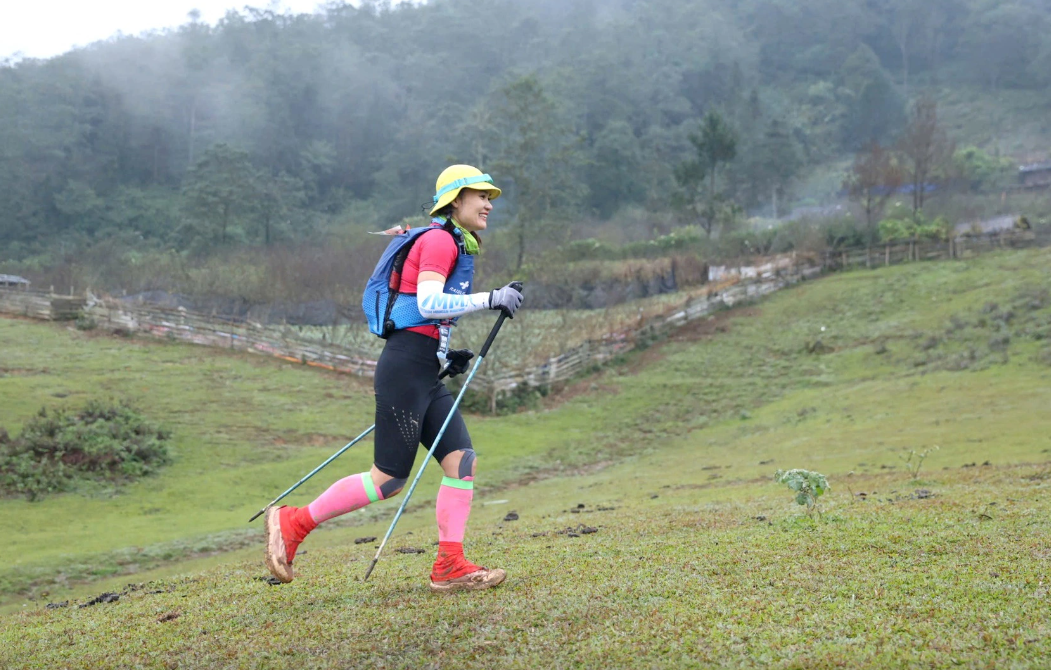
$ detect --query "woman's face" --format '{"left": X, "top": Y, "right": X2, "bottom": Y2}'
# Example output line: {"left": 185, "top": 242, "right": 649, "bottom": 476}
{"left": 450, "top": 188, "right": 493, "bottom": 232}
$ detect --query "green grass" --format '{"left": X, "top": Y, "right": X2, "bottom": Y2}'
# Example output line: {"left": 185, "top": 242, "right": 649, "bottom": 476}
{"left": 3, "top": 247, "right": 1051, "bottom": 667}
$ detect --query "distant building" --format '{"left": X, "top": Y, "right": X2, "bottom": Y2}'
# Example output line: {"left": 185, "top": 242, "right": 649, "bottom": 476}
{"left": 1019, "top": 161, "right": 1051, "bottom": 189}
{"left": 0, "top": 274, "right": 31, "bottom": 288}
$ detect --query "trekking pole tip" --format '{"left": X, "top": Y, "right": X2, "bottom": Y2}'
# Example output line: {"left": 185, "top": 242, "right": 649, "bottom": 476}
{"left": 248, "top": 509, "right": 264, "bottom": 523}
{"left": 363, "top": 559, "right": 378, "bottom": 582}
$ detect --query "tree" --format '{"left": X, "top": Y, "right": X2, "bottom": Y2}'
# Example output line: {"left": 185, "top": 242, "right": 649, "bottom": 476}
{"left": 586, "top": 121, "right": 645, "bottom": 218}
{"left": 693, "top": 112, "right": 738, "bottom": 211}
{"left": 729, "top": 115, "right": 802, "bottom": 215}
{"left": 878, "top": 0, "right": 941, "bottom": 97}
{"left": 953, "top": 146, "right": 1014, "bottom": 193}
{"left": 958, "top": 2, "right": 1047, "bottom": 89}
{"left": 181, "top": 143, "right": 262, "bottom": 245}
{"left": 752, "top": 119, "right": 802, "bottom": 217}
{"left": 0, "top": 0, "right": 1038, "bottom": 268}
{"left": 53, "top": 181, "right": 105, "bottom": 237}
{"left": 839, "top": 45, "right": 906, "bottom": 149}
{"left": 674, "top": 111, "right": 739, "bottom": 238}
{"left": 844, "top": 141, "right": 903, "bottom": 245}
{"left": 897, "top": 99, "right": 953, "bottom": 216}
{"left": 487, "top": 75, "right": 586, "bottom": 270}
{"left": 257, "top": 173, "right": 306, "bottom": 245}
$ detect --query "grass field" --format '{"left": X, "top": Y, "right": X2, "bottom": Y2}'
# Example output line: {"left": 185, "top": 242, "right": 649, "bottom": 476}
{"left": 2, "top": 247, "right": 1050, "bottom": 667}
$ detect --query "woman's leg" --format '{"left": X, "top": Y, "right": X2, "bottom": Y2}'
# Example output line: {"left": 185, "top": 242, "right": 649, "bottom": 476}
{"left": 423, "top": 384, "right": 505, "bottom": 591}
{"left": 264, "top": 333, "right": 428, "bottom": 583}
{"left": 265, "top": 467, "right": 405, "bottom": 584}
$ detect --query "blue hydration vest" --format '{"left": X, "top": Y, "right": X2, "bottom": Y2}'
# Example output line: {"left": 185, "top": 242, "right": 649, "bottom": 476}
{"left": 362, "top": 221, "right": 475, "bottom": 338}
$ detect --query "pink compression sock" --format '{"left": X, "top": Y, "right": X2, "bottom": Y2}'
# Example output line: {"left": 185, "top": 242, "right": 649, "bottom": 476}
{"left": 435, "top": 476, "right": 474, "bottom": 543}
{"left": 306, "top": 472, "right": 384, "bottom": 524}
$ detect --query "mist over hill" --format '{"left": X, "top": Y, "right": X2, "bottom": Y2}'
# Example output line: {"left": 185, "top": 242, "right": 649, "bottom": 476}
{"left": 1, "top": 0, "right": 1049, "bottom": 270}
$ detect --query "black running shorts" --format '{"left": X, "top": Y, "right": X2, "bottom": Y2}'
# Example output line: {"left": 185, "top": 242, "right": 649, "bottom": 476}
{"left": 372, "top": 329, "right": 473, "bottom": 479}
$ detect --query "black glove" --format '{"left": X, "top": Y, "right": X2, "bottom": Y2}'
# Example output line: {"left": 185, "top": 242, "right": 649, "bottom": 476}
{"left": 489, "top": 282, "right": 524, "bottom": 317}
{"left": 443, "top": 349, "right": 474, "bottom": 378}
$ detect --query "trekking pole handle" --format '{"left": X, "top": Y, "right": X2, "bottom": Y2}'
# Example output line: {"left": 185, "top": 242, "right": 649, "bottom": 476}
{"left": 480, "top": 281, "right": 522, "bottom": 358}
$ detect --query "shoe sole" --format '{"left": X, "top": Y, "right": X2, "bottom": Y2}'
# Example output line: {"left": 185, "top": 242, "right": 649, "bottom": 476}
{"left": 429, "top": 568, "right": 506, "bottom": 593}
{"left": 263, "top": 506, "right": 294, "bottom": 584}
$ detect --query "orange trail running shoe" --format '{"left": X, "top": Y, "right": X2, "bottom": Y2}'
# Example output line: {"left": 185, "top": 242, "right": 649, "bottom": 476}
{"left": 429, "top": 541, "right": 506, "bottom": 593}
{"left": 264, "top": 506, "right": 315, "bottom": 583}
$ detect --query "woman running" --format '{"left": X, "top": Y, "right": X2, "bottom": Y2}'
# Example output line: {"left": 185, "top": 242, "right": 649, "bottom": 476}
{"left": 264, "top": 164, "right": 523, "bottom": 592}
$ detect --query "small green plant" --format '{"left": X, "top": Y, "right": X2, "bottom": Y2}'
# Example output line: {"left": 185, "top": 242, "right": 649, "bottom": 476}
{"left": 774, "top": 469, "right": 830, "bottom": 517}
{"left": 898, "top": 445, "right": 939, "bottom": 479}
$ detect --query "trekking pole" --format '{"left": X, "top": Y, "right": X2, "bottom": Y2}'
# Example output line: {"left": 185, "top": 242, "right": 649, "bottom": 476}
{"left": 363, "top": 283, "right": 521, "bottom": 581}
{"left": 248, "top": 424, "right": 375, "bottom": 522}
{"left": 248, "top": 367, "right": 456, "bottom": 523}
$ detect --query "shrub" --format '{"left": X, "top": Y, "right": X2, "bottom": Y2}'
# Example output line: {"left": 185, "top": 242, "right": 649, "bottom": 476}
{"left": 879, "top": 211, "right": 951, "bottom": 242}
{"left": 0, "top": 400, "right": 172, "bottom": 501}
{"left": 74, "top": 314, "right": 97, "bottom": 331}
{"left": 953, "top": 146, "right": 1015, "bottom": 192}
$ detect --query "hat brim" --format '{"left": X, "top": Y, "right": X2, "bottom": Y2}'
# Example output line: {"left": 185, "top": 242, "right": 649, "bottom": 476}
{"left": 429, "top": 184, "right": 502, "bottom": 216}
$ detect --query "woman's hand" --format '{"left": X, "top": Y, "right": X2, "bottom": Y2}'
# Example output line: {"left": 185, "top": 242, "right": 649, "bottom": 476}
{"left": 442, "top": 349, "right": 474, "bottom": 377}
{"left": 488, "top": 282, "right": 524, "bottom": 316}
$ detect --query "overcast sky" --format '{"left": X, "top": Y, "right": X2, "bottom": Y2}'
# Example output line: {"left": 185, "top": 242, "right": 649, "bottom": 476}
{"left": 2, "top": 1, "right": 331, "bottom": 60}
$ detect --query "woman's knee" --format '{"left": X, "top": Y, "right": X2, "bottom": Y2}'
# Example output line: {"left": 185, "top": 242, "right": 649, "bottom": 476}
{"left": 440, "top": 449, "right": 476, "bottom": 479}
{"left": 455, "top": 449, "right": 476, "bottom": 479}
{"left": 370, "top": 465, "right": 406, "bottom": 499}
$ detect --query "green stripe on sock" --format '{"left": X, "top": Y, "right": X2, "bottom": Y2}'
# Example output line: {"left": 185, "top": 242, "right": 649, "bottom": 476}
{"left": 362, "top": 473, "right": 381, "bottom": 502}
{"left": 441, "top": 476, "right": 474, "bottom": 490}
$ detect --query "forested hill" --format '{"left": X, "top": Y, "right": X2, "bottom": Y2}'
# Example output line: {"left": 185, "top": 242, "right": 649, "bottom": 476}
{"left": 2, "top": 0, "right": 1050, "bottom": 260}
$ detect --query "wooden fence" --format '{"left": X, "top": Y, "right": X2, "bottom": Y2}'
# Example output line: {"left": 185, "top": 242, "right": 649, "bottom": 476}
{"left": 84, "top": 300, "right": 380, "bottom": 377}
{"left": 0, "top": 288, "right": 86, "bottom": 321}
{"left": 821, "top": 229, "right": 1050, "bottom": 272}
{"left": 3, "top": 228, "right": 1048, "bottom": 411}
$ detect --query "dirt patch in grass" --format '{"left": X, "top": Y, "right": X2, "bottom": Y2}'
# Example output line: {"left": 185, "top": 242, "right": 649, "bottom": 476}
{"left": 540, "top": 378, "right": 620, "bottom": 409}
{"left": 627, "top": 306, "right": 761, "bottom": 374}
{"left": 0, "top": 366, "right": 50, "bottom": 377}
{"left": 671, "top": 306, "right": 761, "bottom": 344}
{"left": 541, "top": 306, "right": 761, "bottom": 410}
{"left": 270, "top": 432, "right": 343, "bottom": 448}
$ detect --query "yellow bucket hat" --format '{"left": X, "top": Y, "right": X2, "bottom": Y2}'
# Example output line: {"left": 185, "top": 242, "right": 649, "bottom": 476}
{"left": 429, "top": 164, "right": 502, "bottom": 216}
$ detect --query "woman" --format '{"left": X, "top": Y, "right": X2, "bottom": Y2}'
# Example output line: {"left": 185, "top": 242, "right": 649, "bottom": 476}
{"left": 264, "top": 164, "right": 523, "bottom": 592}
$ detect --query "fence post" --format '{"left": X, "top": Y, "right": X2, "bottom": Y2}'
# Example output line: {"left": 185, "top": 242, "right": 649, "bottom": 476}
{"left": 885, "top": 244, "right": 890, "bottom": 266}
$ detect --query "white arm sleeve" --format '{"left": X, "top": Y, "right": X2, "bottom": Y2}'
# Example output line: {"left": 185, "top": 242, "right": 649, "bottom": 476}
{"left": 417, "top": 280, "right": 491, "bottom": 319}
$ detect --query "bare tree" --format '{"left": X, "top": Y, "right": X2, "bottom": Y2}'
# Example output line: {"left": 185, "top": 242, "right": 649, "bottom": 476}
{"left": 897, "top": 98, "right": 954, "bottom": 216}
{"left": 845, "top": 141, "right": 903, "bottom": 241}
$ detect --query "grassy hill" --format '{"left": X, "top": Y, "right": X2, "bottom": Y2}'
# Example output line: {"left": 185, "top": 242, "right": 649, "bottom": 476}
{"left": 2, "top": 247, "right": 1051, "bottom": 667}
